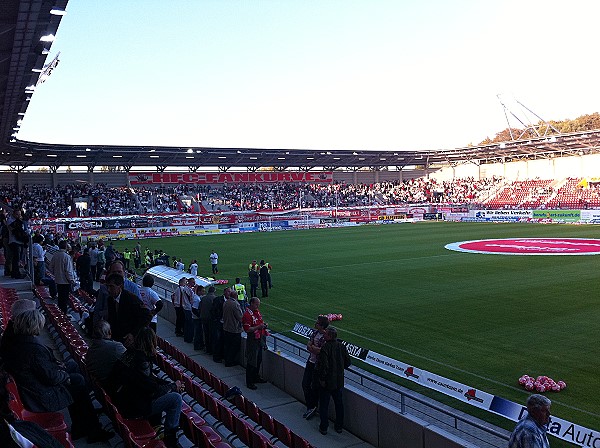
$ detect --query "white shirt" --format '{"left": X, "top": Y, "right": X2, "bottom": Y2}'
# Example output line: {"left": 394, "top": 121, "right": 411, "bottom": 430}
{"left": 176, "top": 261, "right": 185, "bottom": 271}
{"left": 191, "top": 293, "right": 201, "bottom": 319}
{"left": 139, "top": 286, "right": 161, "bottom": 323}
{"left": 31, "top": 242, "right": 45, "bottom": 262}
{"left": 210, "top": 252, "right": 218, "bottom": 264}
{"left": 190, "top": 263, "right": 198, "bottom": 276}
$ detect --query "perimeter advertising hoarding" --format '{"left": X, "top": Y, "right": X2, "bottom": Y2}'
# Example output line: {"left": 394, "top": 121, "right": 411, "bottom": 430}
{"left": 292, "top": 322, "right": 598, "bottom": 446}
{"left": 580, "top": 210, "right": 600, "bottom": 223}
{"left": 469, "top": 210, "right": 533, "bottom": 221}
{"left": 532, "top": 210, "right": 581, "bottom": 222}
{"left": 128, "top": 171, "right": 333, "bottom": 185}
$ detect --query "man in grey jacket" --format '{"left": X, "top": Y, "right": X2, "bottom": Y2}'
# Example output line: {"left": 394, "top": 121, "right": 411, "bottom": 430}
{"left": 48, "top": 240, "right": 76, "bottom": 313}
{"left": 222, "top": 290, "right": 243, "bottom": 366}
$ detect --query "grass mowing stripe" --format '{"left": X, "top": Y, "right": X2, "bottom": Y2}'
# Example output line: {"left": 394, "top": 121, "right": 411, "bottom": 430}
{"left": 112, "top": 222, "right": 600, "bottom": 431}
{"left": 264, "top": 301, "right": 600, "bottom": 418}
{"left": 274, "top": 253, "right": 454, "bottom": 275}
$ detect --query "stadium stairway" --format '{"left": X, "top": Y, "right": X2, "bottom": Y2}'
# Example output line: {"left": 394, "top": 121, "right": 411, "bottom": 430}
{"left": 0, "top": 270, "right": 373, "bottom": 448}
{"left": 153, "top": 316, "right": 374, "bottom": 448}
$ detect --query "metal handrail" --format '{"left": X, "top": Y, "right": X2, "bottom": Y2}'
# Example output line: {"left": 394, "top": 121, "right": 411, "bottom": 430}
{"left": 271, "top": 332, "right": 510, "bottom": 447}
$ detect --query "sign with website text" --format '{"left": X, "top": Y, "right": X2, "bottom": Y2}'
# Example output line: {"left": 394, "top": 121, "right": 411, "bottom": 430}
{"left": 292, "top": 322, "right": 598, "bottom": 447}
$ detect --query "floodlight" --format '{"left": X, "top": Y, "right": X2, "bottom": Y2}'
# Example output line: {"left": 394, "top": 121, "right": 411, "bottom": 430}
{"left": 40, "top": 34, "right": 55, "bottom": 42}
{"left": 50, "top": 8, "right": 67, "bottom": 15}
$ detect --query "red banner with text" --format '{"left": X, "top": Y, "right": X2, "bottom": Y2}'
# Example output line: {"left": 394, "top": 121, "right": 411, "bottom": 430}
{"left": 129, "top": 171, "right": 333, "bottom": 185}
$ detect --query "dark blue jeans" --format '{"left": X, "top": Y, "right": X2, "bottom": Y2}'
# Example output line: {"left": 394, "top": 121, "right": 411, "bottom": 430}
{"left": 193, "top": 318, "right": 204, "bottom": 350}
{"left": 183, "top": 310, "right": 194, "bottom": 343}
{"left": 319, "top": 387, "right": 344, "bottom": 432}
{"left": 302, "top": 361, "right": 318, "bottom": 411}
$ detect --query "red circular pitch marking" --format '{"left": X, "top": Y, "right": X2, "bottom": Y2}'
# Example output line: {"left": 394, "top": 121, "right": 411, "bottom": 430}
{"left": 445, "top": 238, "right": 600, "bottom": 255}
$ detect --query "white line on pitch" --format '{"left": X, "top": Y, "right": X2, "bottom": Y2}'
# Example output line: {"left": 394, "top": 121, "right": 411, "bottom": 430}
{"left": 264, "top": 302, "right": 600, "bottom": 418}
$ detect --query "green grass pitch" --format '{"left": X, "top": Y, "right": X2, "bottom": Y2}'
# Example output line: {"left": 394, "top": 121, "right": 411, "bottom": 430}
{"left": 110, "top": 222, "right": 600, "bottom": 439}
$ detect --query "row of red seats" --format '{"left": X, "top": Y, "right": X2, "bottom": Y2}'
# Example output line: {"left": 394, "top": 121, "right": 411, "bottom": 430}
{"left": 156, "top": 335, "right": 314, "bottom": 448}
{"left": 0, "top": 287, "right": 74, "bottom": 448}
{"left": 34, "top": 287, "right": 166, "bottom": 448}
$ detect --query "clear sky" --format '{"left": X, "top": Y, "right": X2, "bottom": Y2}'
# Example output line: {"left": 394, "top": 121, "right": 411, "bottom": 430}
{"left": 16, "top": 0, "right": 600, "bottom": 152}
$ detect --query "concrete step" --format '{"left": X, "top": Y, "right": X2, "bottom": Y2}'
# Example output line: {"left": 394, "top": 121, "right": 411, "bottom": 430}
{"left": 16, "top": 290, "right": 35, "bottom": 300}
{"left": 0, "top": 276, "right": 33, "bottom": 292}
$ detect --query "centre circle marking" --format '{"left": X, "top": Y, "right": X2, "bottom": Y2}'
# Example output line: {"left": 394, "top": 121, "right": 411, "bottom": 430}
{"left": 444, "top": 238, "right": 600, "bottom": 255}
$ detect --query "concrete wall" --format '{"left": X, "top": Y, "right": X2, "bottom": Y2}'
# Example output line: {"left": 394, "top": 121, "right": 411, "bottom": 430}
{"left": 157, "top": 297, "right": 491, "bottom": 448}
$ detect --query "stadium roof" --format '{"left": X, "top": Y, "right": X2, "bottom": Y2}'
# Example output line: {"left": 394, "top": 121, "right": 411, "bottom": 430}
{"left": 3, "top": 0, "right": 600, "bottom": 173}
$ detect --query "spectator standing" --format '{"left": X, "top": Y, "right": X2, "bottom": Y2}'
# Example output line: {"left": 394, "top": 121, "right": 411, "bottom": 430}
{"left": 211, "top": 288, "right": 227, "bottom": 362}
{"left": 209, "top": 250, "right": 219, "bottom": 274}
{"left": 259, "top": 260, "right": 269, "bottom": 298}
{"left": 95, "top": 246, "right": 105, "bottom": 281}
{"left": 139, "top": 274, "right": 163, "bottom": 333}
{"left": 182, "top": 278, "right": 195, "bottom": 343}
{"left": 508, "top": 394, "right": 551, "bottom": 448}
{"left": 104, "top": 242, "right": 115, "bottom": 269}
{"left": 89, "top": 244, "right": 99, "bottom": 282}
{"left": 107, "top": 260, "right": 140, "bottom": 298}
{"left": 76, "top": 248, "right": 93, "bottom": 294}
{"left": 31, "top": 234, "right": 46, "bottom": 285}
{"left": 222, "top": 290, "right": 243, "bottom": 367}
{"left": 248, "top": 266, "right": 259, "bottom": 298}
{"left": 0, "top": 210, "right": 12, "bottom": 277}
{"left": 172, "top": 278, "right": 186, "bottom": 337}
{"left": 176, "top": 258, "right": 185, "bottom": 272}
{"left": 302, "top": 315, "right": 329, "bottom": 420}
{"left": 191, "top": 285, "right": 204, "bottom": 351}
{"left": 242, "top": 297, "right": 268, "bottom": 390}
{"left": 48, "top": 240, "right": 76, "bottom": 313}
{"left": 316, "top": 326, "right": 351, "bottom": 435}
{"left": 7, "top": 209, "right": 27, "bottom": 279}
{"left": 200, "top": 286, "right": 216, "bottom": 354}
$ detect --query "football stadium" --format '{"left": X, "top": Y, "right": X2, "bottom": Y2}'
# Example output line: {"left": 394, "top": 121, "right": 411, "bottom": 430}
{"left": 0, "top": 2, "right": 599, "bottom": 448}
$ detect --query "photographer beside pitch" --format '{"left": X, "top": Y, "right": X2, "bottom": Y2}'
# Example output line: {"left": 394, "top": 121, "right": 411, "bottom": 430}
{"left": 509, "top": 394, "right": 551, "bottom": 448}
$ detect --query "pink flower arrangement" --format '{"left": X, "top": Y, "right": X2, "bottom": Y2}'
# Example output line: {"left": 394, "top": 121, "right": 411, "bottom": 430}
{"left": 518, "top": 375, "right": 566, "bottom": 393}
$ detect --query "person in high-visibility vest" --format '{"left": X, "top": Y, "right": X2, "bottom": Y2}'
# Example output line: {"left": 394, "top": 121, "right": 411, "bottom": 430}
{"left": 123, "top": 248, "right": 131, "bottom": 270}
{"left": 233, "top": 277, "right": 248, "bottom": 311}
{"left": 248, "top": 260, "right": 259, "bottom": 273}
{"left": 263, "top": 261, "right": 273, "bottom": 288}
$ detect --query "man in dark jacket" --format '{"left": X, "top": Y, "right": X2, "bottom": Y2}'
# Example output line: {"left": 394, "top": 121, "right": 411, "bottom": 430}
{"left": 210, "top": 288, "right": 228, "bottom": 362}
{"left": 103, "top": 273, "right": 152, "bottom": 346}
{"left": 200, "top": 286, "right": 216, "bottom": 354}
{"left": 316, "top": 326, "right": 351, "bottom": 435}
{"left": 76, "top": 247, "right": 93, "bottom": 294}
{"left": 259, "top": 260, "right": 269, "bottom": 298}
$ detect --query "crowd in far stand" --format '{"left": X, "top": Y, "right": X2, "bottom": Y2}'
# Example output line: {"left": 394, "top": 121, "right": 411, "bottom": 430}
{"left": 9, "top": 174, "right": 595, "bottom": 219}
{"left": 208, "top": 177, "right": 503, "bottom": 211}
